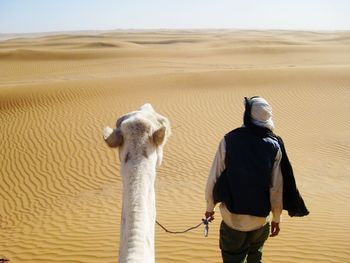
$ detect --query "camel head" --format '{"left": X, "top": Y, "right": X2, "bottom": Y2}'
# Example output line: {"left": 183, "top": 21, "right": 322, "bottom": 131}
{"left": 103, "top": 103, "right": 171, "bottom": 166}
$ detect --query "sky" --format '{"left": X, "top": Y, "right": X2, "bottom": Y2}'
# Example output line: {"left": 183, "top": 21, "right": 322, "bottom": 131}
{"left": 0, "top": 0, "right": 349, "bottom": 33}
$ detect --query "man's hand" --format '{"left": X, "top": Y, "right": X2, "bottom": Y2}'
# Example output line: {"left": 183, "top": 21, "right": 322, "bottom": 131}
{"left": 205, "top": 211, "right": 215, "bottom": 222}
{"left": 270, "top": 221, "right": 280, "bottom": 237}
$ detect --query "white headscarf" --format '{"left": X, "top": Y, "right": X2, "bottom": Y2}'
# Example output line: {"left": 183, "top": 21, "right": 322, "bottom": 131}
{"left": 250, "top": 97, "right": 275, "bottom": 131}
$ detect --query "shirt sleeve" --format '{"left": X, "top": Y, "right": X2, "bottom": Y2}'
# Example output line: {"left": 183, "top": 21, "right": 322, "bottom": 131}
{"left": 205, "top": 138, "right": 226, "bottom": 212}
{"left": 270, "top": 148, "right": 283, "bottom": 223}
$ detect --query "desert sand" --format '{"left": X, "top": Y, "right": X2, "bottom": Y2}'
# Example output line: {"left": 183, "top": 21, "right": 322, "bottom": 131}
{"left": 1, "top": 30, "right": 350, "bottom": 263}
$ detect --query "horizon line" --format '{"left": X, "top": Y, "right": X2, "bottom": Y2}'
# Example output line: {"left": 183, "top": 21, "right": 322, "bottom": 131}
{"left": 2, "top": 27, "right": 350, "bottom": 35}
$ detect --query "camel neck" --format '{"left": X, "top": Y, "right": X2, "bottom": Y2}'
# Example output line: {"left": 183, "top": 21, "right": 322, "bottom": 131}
{"left": 119, "top": 157, "right": 157, "bottom": 263}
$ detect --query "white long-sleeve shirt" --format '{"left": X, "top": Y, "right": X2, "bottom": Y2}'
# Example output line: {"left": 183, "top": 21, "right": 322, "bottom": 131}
{"left": 205, "top": 138, "right": 283, "bottom": 231}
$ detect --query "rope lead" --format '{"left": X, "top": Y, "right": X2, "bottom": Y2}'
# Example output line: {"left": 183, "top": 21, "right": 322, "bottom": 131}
{"left": 156, "top": 217, "right": 211, "bottom": 237}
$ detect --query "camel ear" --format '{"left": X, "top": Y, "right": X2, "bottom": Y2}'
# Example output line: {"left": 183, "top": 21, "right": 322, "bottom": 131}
{"left": 152, "top": 127, "right": 166, "bottom": 146}
{"left": 103, "top": 127, "right": 123, "bottom": 148}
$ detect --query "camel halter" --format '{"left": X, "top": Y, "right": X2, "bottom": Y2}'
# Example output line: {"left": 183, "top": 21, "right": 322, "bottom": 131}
{"left": 156, "top": 217, "right": 212, "bottom": 237}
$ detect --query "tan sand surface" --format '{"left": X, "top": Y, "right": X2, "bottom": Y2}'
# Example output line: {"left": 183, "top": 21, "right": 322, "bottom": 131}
{"left": 1, "top": 30, "right": 350, "bottom": 263}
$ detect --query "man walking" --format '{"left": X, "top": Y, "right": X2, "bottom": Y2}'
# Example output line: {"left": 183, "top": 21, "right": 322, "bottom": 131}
{"left": 205, "top": 96, "right": 292, "bottom": 263}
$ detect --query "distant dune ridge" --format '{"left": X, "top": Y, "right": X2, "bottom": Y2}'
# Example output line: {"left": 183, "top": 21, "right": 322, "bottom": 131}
{"left": 1, "top": 30, "right": 350, "bottom": 263}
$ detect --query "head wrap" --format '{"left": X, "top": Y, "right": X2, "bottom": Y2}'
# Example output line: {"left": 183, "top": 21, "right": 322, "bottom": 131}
{"left": 244, "top": 96, "right": 274, "bottom": 131}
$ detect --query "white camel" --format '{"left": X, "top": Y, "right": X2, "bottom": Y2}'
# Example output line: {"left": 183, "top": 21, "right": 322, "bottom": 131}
{"left": 103, "top": 103, "right": 171, "bottom": 263}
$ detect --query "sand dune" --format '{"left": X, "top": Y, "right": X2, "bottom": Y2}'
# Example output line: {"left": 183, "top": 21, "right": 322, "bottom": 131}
{"left": 1, "top": 30, "right": 350, "bottom": 263}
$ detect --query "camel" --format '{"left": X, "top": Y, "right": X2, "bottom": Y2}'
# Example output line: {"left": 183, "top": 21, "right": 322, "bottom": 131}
{"left": 103, "top": 103, "right": 171, "bottom": 263}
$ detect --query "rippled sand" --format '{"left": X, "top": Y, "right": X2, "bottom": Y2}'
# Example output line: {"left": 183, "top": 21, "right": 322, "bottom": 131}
{"left": 1, "top": 30, "right": 350, "bottom": 263}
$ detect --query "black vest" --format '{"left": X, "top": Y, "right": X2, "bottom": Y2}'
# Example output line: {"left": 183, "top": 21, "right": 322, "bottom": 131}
{"left": 215, "top": 127, "right": 280, "bottom": 217}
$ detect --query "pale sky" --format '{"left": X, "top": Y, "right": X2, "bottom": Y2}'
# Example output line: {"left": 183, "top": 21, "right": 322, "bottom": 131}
{"left": 0, "top": 0, "right": 349, "bottom": 33}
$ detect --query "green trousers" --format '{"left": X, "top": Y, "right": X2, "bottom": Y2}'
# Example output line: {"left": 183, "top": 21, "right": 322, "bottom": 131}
{"left": 219, "top": 221, "right": 270, "bottom": 263}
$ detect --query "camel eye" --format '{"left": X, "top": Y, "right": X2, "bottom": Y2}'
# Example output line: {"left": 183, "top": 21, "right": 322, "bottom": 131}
{"left": 116, "top": 115, "right": 128, "bottom": 128}
{"left": 116, "top": 112, "right": 136, "bottom": 128}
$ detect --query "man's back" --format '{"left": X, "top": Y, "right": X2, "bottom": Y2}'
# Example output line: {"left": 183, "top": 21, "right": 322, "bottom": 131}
{"left": 223, "top": 127, "right": 280, "bottom": 217}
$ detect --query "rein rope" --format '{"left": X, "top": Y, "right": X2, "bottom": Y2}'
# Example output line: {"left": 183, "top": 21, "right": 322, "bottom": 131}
{"left": 156, "top": 217, "right": 211, "bottom": 237}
